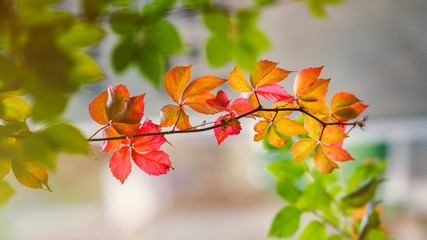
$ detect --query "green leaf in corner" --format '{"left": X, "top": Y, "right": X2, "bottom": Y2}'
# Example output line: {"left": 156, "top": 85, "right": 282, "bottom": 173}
{"left": 268, "top": 205, "right": 301, "bottom": 238}
{"left": 0, "top": 97, "right": 32, "bottom": 122}
{"left": 12, "top": 160, "right": 51, "bottom": 191}
{"left": 206, "top": 35, "right": 232, "bottom": 67}
{"left": 40, "top": 123, "right": 89, "bottom": 154}
{"left": 0, "top": 180, "right": 15, "bottom": 206}
{"left": 145, "top": 20, "right": 182, "bottom": 55}
{"left": 299, "top": 220, "right": 326, "bottom": 240}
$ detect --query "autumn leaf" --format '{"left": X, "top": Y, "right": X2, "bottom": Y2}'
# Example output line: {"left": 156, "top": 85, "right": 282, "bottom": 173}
{"left": 313, "top": 144, "right": 339, "bottom": 173}
{"left": 109, "top": 146, "right": 131, "bottom": 183}
{"left": 132, "top": 119, "right": 166, "bottom": 152}
{"left": 184, "top": 92, "right": 223, "bottom": 114}
{"left": 181, "top": 76, "right": 226, "bottom": 101}
{"left": 105, "top": 84, "right": 130, "bottom": 120}
{"left": 256, "top": 84, "right": 293, "bottom": 102}
{"left": 101, "top": 126, "right": 121, "bottom": 153}
{"left": 214, "top": 113, "right": 242, "bottom": 144}
{"left": 160, "top": 104, "right": 192, "bottom": 130}
{"left": 12, "top": 161, "right": 51, "bottom": 191}
{"left": 250, "top": 60, "right": 292, "bottom": 88}
{"left": 132, "top": 150, "right": 172, "bottom": 176}
{"left": 331, "top": 92, "right": 369, "bottom": 121}
{"left": 293, "top": 67, "right": 323, "bottom": 97}
{"left": 274, "top": 118, "right": 307, "bottom": 136}
{"left": 291, "top": 138, "right": 318, "bottom": 163}
{"left": 320, "top": 144, "right": 354, "bottom": 162}
{"left": 206, "top": 90, "right": 230, "bottom": 111}
{"left": 230, "top": 98, "right": 254, "bottom": 116}
{"left": 254, "top": 120, "right": 269, "bottom": 142}
{"left": 164, "top": 65, "right": 192, "bottom": 103}
{"left": 113, "top": 94, "right": 145, "bottom": 124}
{"left": 228, "top": 66, "right": 252, "bottom": 92}
{"left": 268, "top": 125, "right": 287, "bottom": 148}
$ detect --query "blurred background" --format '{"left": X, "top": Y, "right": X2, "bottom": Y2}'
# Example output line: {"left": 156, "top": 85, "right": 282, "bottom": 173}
{"left": 1, "top": 0, "right": 427, "bottom": 239}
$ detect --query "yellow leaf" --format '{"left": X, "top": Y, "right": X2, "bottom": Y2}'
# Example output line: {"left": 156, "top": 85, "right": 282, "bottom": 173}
{"left": 228, "top": 66, "right": 253, "bottom": 92}
{"left": 274, "top": 118, "right": 307, "bottom": 136}
{"left": 164, "top": 65, "right": 192, "bottom": 103}
{"left": 291, "top": 138, "right": 318, "bottom": 163}
{"left": 313, "top": 145, "right": 339, "bottom": 174}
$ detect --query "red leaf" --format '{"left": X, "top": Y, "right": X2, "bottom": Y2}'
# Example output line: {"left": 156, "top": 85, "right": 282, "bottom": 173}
{"left": 206, "top": 90, "right": 230, "bottom": 111}
{"left": 133, "top": 119, "right": 166, "bottom": 152}
{"left": 256, "top": 84, "right": 293, "bottom": 102}
{"left": 164, "top": 65, "right": 192, "bottom": 103}
{"left": 214, "top": 114, "right": 242, "bottom": 144}
{"left": 293, "top": 67, "right": 323, "bottom": 97}
{"left": 230, "top": 98, "right": 254, "bottom": 116}
{"left": 106, "top": 84, "right": 130, "bottom": 120}
{"left": 113, "top": 94, "right": 145, "bottom": 124}
{"left": 181, "top": 76, "right": 226, "bottom": 101}
{"left": 88, "top": 89, "right": 108, "bottom": 125}
{"left": 109, "top": 146, "right": 131, "bottom": 183}
{"left": 131, "top": 149, "right": 172, "bottom": 176}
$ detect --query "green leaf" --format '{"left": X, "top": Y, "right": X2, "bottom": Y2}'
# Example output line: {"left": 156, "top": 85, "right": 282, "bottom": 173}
{"left": 20, "top": 0, "right": 60, "bottom": 8}
{"left": 32, "top": 91, "right": 68, "bottom": 121}
{"left": 40, "top": 123, "right": 90, "bottom": 154}
{"left": 347, "top": 158, "right": 386, "bottom": 193}
{"left": 235, "top": 9, "right": 259, "bottom": 31}
{"left": 364, "top": 229, "right": 393, "bottom": 240}
{"left": 206, "top": 35, "right": 232, "bottom": 67}
{"left": 81, "top": 0, "right": 109, "bottom": 21}
{"left": 268, "top": 205, "right": 301, "bottom": 238}
{"left": 240, "top": 28, "right": 270, "bottom": 54}
{"left": 297, "top": 181, "right": 331, "bottom": 212}
{"left": 0, "top": 180, "right": 14, "bottom": 206}
{"left": 145, "top": 20, "right": 182, "bottom": 55}
{"left": 254, "top": 0, "right": 276, "bottom": 6}
{"left": 0, "top": 122, "right": 29, "bottom": 138}
{"left": 268, "top": 159, "right": 305, "bottom": 181}
{"left": 70, "top": 52, "right": 105, "bottom": 83}
{"left": 141, "top": 0, "right": 176, "bottom": 15}
{"left": 202, "top": 8, "right": 231, "bottom": 34}
{"left": 327, "top": 235, "right": 345, "bottom": 240}
{"left": 109, "top": 10, "right": 139, "bottom": 34}
{"left": 0, "top": 97, "right": 32, "bottom": 122}
{"left": 299, "top": 220, "right": 326, "bottom": 240}
{"left": 276, "top": 179, "right": 302, "bottom": 203}
{"left": 135, "top": 43, "right": 164, "bottom": 87}
{"left": 342, "top": 179, "right": 383, "bottom": 208}
{"left": 112, "top": 38, "right": 134, "bottom": 73}
{"left": 0, "top": 158, "right": 11, "bottom": 178}
{"left": 183, "top": 0, "right": 210, "bottom": 8}
{"left": 22, "top": 134, "right": 57, "bottom": 169}
{"left": 308, "top": 0, "right": 326, "bottom": 18}
{"left": 12, "top": 161, "right": 51, "bottom": 191}
{"left": 232, "top": 39, "right": 257, "bottom": 70}
{"left": 58, "top": 21, "right": 105, "bottom": 48}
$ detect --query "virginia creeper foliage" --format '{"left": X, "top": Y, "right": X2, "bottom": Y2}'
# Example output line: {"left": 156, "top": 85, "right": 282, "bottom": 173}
{"left": 89, "top": 60, "right": 368, "bottom": 182}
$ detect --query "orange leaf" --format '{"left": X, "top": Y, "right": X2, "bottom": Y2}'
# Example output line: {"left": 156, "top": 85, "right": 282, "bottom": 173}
{"left": 299, "top": 78, "right": 330, "bottom": 102}
{"left": 112, "top": 122, "right": 140, "bottom": 139}
{"left": 88, "top": 89, "right": 108, "bottom": 125}
{"left": 293, "top": 67, "right": 323, "bottom": 97}
{"left": 268, "top": 126, "right": 287, "bottom": 148}
{"left": 256, "top": 67, "right": 293, "bottom": 89}
{"left": 274, "top": 118, "right": 307, "bottom": 136}
{"left": 321, "top": 144, "right": 354, "bottom": 162}
{"left": 300, "top": 100, "right": 330, "bottom": 116}
{"left": 291, "top": 138, "right": 318, "bottom": 163}
{"left": 228, "top": 66, "right": 252, "bottom": 92}
{"left": 304, "top": 116, "right": 322, "bottom": 139}
{"left": 113, "top": 94, "right": 145, "bottom": 124}
{"left": 164, "top": 65, "right": 192, "bottom": 103}
{"left": 313, "top": 144, "right": 339, "bottom": 173}
{"left": 109, "top": 146, "right": 131, "bottom": 183}
{"left": 254, "top": 120, "right": 269, "bottom": 142}
{"left": 250, "top": 60, "right": 277, "bottom": 88}
{"left": 181, "top": 76, "right": 226, "bottom": 101}
{"left": 185, "top": 92, "right": 223, "bottom": 114}
{"left": 160, "top": 105, "right": 192, "bottom": 130}
{"left": 321, "top": 125, "right": 348, "bottom": 144}
{"left": 330, "top": 92, "right": 369, "bottom": 121}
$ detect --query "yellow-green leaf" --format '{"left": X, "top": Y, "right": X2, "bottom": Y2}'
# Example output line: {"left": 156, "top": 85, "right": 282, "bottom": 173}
{"left": 0, "top": 97, "right": 32, "bottom": 122}
{"left": 0, "top": 180, "right": 15, "bottom": 206}
{"left": 12, "top": 161, "right": 51, "bottom": 191}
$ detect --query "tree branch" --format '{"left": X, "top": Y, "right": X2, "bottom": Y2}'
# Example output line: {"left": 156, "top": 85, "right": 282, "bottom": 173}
{"left": 88, "top": 105, "right": 366, "bottom": 142}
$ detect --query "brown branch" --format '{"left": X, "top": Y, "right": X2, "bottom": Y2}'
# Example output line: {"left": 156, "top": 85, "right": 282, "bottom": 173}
{"left": 88, "top": 106, "right": 366, "bottom": 142}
